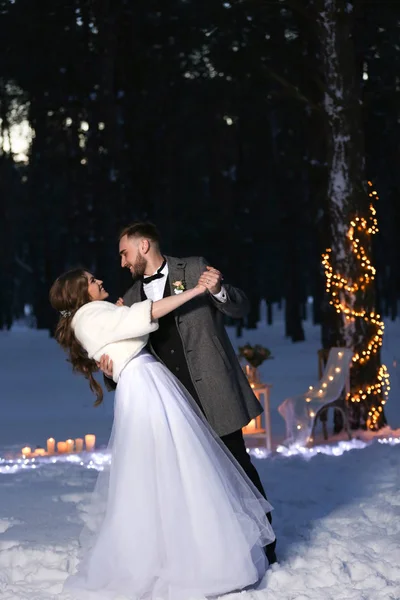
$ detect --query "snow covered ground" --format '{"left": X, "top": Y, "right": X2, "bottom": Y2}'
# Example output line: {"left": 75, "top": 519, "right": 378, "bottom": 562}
{"left": 1, "top": 311, "right": 400, "bottom": 600}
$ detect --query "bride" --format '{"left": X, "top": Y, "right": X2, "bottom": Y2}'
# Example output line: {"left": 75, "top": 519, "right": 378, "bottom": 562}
{"left": 49, "top": 268, "right": 275, "bottom": 600}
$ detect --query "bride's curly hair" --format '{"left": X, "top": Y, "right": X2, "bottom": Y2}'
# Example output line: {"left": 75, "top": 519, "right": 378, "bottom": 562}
{"left": 49, "top": 268, "right": 103, "bottom": 406}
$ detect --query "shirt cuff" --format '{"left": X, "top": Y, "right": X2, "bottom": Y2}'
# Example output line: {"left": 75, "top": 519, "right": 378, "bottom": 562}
{"left": 212, "top": 286, "right": 227, "bottom": 303}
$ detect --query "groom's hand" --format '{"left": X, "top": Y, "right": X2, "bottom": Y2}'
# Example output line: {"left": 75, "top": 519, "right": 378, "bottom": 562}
{"left": 198, "top": 266, "right": 223, "bottom": 295}
{"left": 97, "top": 354, "right": 113, "bottom": 378}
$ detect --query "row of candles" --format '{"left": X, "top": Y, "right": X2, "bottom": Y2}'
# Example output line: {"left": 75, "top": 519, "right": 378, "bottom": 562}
{"left": 21, "top": 434, "right": 96, "bottom": 458}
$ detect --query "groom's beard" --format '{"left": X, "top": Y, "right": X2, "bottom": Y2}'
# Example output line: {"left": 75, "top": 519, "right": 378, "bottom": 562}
{"left": 131, "top": 254, "right": 147, "bottom": 279}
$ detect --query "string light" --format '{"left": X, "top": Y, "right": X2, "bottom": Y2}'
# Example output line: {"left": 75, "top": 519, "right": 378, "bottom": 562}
{"left": 322, "top": 181, "right": 389, "bottom": 430}
{"left": 276, "top": 437, "right": 400, "bottom": 459}
{"left": 0, "top": 451, "right": 110, "bottom": 475}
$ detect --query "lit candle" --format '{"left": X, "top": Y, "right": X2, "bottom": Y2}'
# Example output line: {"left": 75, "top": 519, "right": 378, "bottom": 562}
{"left": 47, "top": 438, "right": 55, "bottom": 454}
{"left": 34, "top": 448, "right": 46, "bottom": 456}
{"left": 21, "top": 446, "right": 31, "bottom": 457}
{"left": 57, "top": 441, "right": 67, "bottom": 454}
{"left": 66, "top": 439, "right": 75, "bottom": 453}
{"left": 75, "top": 438, "right": 84, "bottom": 453}
{"left": 85, "top": 434, "right": 96, "bottom": 452}
{"left": 243, "top": 419, "right": 257, "bottom": 434}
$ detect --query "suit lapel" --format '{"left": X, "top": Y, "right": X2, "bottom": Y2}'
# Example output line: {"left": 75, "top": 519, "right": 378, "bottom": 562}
{"left": 124, "top": 280, "right": 143, "bottom": 306}
{"left": 166, "top": 256, "right": 187, "bottom": 324}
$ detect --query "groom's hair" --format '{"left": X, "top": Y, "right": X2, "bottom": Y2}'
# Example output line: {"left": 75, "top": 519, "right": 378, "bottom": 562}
{"left": 119, "top": 221, "right": 160, "bottom": 246}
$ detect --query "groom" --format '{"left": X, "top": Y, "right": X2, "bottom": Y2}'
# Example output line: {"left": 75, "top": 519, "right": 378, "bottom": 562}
{"left": 101, "top": 221, "right": 277, "bottom": 564}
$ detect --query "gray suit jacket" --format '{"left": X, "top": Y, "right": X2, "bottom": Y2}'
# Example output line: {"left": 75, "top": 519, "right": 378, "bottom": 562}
{"left": 121, "top": 255, "right": 262, "bottom": 437}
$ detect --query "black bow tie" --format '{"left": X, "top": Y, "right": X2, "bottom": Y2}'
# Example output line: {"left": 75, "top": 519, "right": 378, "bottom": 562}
{"left": 142, "top": 258, "right": 167, "bottom": 285}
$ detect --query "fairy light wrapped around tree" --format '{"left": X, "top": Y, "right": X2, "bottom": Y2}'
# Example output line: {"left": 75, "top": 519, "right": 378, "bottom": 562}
{"left": 322, "top": 182, "right": 390, "bottom": 430}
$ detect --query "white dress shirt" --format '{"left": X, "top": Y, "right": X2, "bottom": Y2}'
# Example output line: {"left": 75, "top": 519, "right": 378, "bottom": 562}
{"left": 143, "top": 261, "right": 227, "bottom": 303}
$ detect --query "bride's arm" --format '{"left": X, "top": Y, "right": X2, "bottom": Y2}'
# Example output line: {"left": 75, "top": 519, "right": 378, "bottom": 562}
{"left": 151, "top": 285, "right": 204, "bottom": 320}
{"left": 74, "top": 285, "right": 206, "bottom": 350}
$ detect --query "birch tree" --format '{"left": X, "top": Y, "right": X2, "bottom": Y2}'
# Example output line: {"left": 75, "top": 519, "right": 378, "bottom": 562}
{"left": 315, "top": 0, "right": 388, "bottom": 429}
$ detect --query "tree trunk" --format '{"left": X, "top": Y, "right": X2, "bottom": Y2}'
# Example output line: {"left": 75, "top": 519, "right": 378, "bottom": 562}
{"left": 315, "top": 0, "right": 388, "bottom": 430}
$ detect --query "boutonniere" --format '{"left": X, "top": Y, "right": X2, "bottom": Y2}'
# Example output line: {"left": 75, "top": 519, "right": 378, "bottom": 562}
{"left": 172, "top": 280, "right": 186, "bottom": 294}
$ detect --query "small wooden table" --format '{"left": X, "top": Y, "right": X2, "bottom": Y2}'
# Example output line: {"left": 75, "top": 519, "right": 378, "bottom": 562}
{"left": 242, "top": 382, "right": 272, "bottom": 452}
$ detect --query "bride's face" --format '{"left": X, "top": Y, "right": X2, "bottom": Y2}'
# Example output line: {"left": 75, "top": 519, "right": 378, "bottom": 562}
{"left": 86, "top": 273, "right": 109, "bottom": 301}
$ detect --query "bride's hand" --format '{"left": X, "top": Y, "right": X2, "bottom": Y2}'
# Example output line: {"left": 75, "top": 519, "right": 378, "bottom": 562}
{"left": 198, "top": 266, "right": 223, "bottom": 295}
{"left": 195, "top": 280, "right": 207, "bottom": 294}
{"left": 97, "top": 354, "right": 113, "bottom": 378}
{"left": 197, "top": 272, "right": 218, "bottom": 294}
{"left": 115, "top": 297, "right": 124, "bottom": 306}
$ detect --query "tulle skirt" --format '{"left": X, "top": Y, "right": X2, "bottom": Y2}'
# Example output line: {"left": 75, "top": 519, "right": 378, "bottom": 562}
{"left": 64, "top": 351, "right": 275, "bottom": 600}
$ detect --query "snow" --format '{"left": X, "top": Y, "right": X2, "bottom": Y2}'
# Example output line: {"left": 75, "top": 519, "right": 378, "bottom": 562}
{"left": 1, "top": 311, "right": 400, "bottom": 600}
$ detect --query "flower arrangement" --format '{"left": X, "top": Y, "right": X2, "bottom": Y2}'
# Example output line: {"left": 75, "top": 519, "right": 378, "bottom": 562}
{"left": 172, "top": 280, "right": 186, "bottom": 294}
{"left": 238, "top": 343, "right": 273, "bottom": 368}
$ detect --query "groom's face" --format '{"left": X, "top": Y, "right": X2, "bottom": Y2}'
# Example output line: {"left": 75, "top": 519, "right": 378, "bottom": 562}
{"left": 119, "top": 234, "right": 147, "bottom": 278}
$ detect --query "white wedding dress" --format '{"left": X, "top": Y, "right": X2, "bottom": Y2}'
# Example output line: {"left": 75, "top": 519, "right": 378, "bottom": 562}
{"left": 64, "top": 350, "right": 275, "bottom": 600}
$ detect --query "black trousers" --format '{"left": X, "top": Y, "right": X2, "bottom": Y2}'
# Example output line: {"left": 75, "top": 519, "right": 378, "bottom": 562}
{"left": 220, "top": 429, "right": 277, "bottom": 564}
